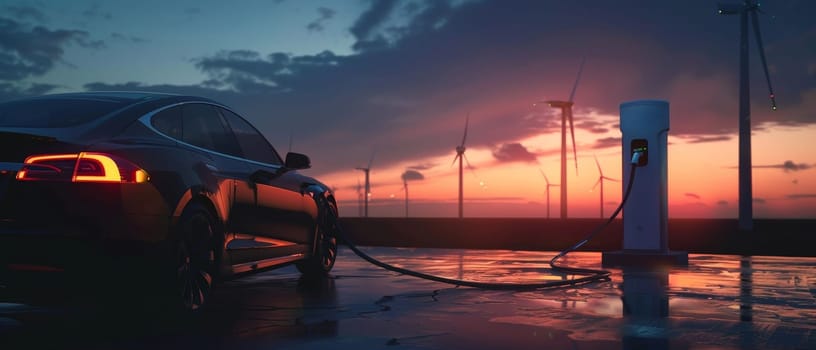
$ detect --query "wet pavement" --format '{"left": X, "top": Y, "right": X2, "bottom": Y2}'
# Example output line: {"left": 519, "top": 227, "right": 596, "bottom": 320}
{"left": 2, "top": 247, "right": 815, "bottom": 349}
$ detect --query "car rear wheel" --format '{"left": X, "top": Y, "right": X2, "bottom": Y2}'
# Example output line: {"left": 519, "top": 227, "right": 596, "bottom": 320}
{"left": 296, "top": 199, "right": 338, "bottom": 275}
{"left": 171, "top": 202, "right": 217, "bottom": 311}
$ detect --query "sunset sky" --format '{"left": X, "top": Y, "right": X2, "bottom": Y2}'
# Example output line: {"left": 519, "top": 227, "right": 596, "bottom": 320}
{"left": 2, "top": 0, "right": 814, "bottom": 218}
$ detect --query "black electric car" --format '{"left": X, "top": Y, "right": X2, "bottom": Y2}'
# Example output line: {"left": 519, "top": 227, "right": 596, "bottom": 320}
{"left": 0, "top": 92, "right": 338, "bottom": 311}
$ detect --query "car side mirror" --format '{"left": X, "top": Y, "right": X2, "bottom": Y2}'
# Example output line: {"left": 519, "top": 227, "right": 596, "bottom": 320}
{"left": 285, "top": 152, "right": 311, "bottom": 170}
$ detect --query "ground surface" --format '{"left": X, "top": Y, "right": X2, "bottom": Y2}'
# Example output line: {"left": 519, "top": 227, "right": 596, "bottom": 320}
{"left": 2, "top": 248, "right": 815, "bottom": 349}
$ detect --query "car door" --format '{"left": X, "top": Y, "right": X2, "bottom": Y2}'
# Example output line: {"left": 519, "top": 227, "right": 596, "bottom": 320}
{"left": 218, "top": 107, "right": 315, "bottom": 259}
{"left": 150, "top": 103, "right": 248, "bottom": 229}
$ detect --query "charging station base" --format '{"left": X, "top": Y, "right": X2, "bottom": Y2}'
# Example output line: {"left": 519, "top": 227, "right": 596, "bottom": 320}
{"left": 601, "top": 250, "right": 688, "bottom": 268}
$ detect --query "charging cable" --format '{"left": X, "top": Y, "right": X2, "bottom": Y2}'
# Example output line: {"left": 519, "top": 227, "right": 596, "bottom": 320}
{"left": 330, "top": 151, "right": 643, "bottom": 290}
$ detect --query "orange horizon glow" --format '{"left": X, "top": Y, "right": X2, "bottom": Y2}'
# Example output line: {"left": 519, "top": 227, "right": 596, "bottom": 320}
{"left": 320, "top": 117, "right": 816, "bottom": 219}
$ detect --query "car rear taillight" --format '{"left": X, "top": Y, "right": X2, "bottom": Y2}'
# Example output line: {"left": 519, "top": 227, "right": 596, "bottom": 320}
{"left": 16, "top": 152, "right": 150, "bottom": 183}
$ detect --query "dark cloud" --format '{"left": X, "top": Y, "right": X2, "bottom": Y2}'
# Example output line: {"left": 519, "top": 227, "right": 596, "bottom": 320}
{"left": 110, "top": 33, "right": 147, "bottom": 44}
{"left": 192, "top": 49, "right": 339, "bottom": 93}
{"left": 575, "top": 120, "right": 611, "bottom": 134}
{"left": 786, "top": 194, "right": 816, "bottom": 200}
{"left": 0, "top": 17, "right": 104, "bottom": 81}
{"left": 307, "top": 7, "right": 336, "bottom": 33}
{"left": 350, "top": 0, "right": 397, "bottom": 43}
{"left": 351, "top": 0, "right": 457, "bottom": 52}
{"left": 684, "top": 193, "right": 701, "bottom": 200}
{"left": 677, "top": 135, "right": 732, "bottom": 144}
{"left": 753, "top": 198, "right": 766, "bottom": 204}
{"left": 592, "top": 137, "right": 622, "bottom": 150}
{"left": 82, "top": 4, "right": 112, "bottom": 20}
{"left": 408, "top": 162, "right": 437, "bottom": 171}
{"left": 492, "top": 143, "right": 538, "bottom": 163}
{"left": 401, "top": 169, "right": 424, "bottom": 182}
{"left": 3, "top": 5, "right": 46, "bottom": 23}
{"left": 754, "top": 160, "right": 813, "bottom": 172}
{"left": 716, "top": 200, "right": 728, "bottom": 206}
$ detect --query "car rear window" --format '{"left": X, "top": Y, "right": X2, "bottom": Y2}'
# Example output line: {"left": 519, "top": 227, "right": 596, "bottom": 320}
{"left": 0, "top": 98, "right": 132, "bottom": 128}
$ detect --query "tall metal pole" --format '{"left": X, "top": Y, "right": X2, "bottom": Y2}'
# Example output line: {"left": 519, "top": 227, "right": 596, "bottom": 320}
{"left": 560, "top": 107, "right": 567, "bottom": 219}
{"left": 600, "top": 178, "right": 604, "bottom": 219}
{"left": 546, "top": 187, "right": 550, "bottom": 219}
{"left": 458, "top": 154, "right": 464, "bottom": 218}
{"left": 738, "top": 6, "right": 753, "bottom": 231}
{"left": 404, "top": 181, "right": 409, "bottom": 217}
{"left": 364, "top": 170, "right": 370, "bottom": 217}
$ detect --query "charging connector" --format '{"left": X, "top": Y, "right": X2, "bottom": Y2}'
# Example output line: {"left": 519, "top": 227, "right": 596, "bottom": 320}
{"left": 631, "top": 149, "right": 644, "bottom": 165}
{"left": 631, "top": 139, "right": 648, "bottom": 166}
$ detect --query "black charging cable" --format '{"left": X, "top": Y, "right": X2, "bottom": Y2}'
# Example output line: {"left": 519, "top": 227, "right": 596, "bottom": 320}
{"left": 330, "top": 156, "right": 641, "bottom": 290}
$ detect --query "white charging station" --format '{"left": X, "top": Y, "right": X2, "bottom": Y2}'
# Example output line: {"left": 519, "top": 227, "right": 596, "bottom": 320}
{"left": 602, "top": 100, "right": 687, "bottom": 267}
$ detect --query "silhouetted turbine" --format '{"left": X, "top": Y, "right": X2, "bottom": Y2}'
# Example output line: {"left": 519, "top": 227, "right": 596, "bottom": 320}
{"left": 590, "top": 155, "right": 619, "bottom": 219}
{"left": 718, "top": 1, "right": 777, "bottom": 231}
{"left": 535, "top": 58, "right": 584, "bottom": 219}
{"left": 539, "top": 169, "right": 560, "bottom": 219}
{"left": 354, "top": 151, "right": 375, "bottom": 217}
{"left": 451, "top": 114, "right": 470, "bottom": 219}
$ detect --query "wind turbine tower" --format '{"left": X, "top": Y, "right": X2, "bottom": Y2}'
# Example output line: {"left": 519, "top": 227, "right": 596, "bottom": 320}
{"left": 539, "top": 169, "right": 559, "bottom": 219}
{"left": 356, "top": 178, "right": 364, "bottom": 217}
{"left": 591, "top": 155, "right": 619, "bottom": 219}
{"left": 355, "top": 151, "right": 375, "bottom": 217}
{"left": 718, "top": 1, "right": 777, "bottom": 231}
{"left": 403, "top": 179, "right": 409, "bottom": 217}
{"left": 452, "top": 115, "right": 470, "bottom": 219}
{"left": 535, "top": 58, "right": 584, "bottom": 219}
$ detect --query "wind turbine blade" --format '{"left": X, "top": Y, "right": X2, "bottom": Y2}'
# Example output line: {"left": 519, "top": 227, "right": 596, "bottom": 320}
{"left": 463, "top": 152, "right": 475, "bottom": 170}
{"left": 568, "top": 57, "right": 585, "bottom": 103}
{"left": 604, "top": 176, "right": 620, "bottom": 182}
{"left": 463, "top": 153, "right": 482, "bottom": 183}
{"left": 368, "top": 150, "right": 376, "bottom": 168}
{"left": 451, "top": 153, "right": 461, "bottom": 167}
{"left": 750, "top": 10, "right": 777, "bottom": 111}
{"left": 591, "top": 178, "right": 601, "bottom": 191}
{"left": 568, "top": 108, "right": 578, "bottom": 176}
{"left": 593, "top": 154, "right": 602, "bottom": 176}
{"left": 461, "top": 113, "right": 470, "bottom": 146}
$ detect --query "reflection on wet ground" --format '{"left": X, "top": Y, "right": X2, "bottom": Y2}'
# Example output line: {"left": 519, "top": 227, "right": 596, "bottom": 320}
{"left": 2, "top": 247, "right": 815, "bottom": 349}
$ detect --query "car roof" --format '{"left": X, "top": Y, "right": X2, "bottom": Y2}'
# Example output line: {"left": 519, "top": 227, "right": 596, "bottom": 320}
{"left": 24, "top": 91, "right": 173, "bottom": 102}
{"left": 0, "top": 91, "right": 224, "bottom": 139}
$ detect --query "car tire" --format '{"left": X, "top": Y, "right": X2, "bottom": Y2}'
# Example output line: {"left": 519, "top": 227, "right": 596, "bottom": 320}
{"left": 167, "top": 201, "right": 219, "bottom": 312}
{"left": 296, "top": 198, "right": 338, "bottom": 276}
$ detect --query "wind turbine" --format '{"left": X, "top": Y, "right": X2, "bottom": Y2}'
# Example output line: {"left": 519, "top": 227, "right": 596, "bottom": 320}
{"left": 539, "top": 169, "right": 559, "bottom": 219}
{"left": 535, "top": 58, "right": 584, "bottom": 219}
{"left": 451, "top": 114, "right": 470, "bottom": 219}
{"left": 355, "top": 151, "right": 375, "bottom": 217}
{"left": 718, "top": 1, "right": 777, "bottom": 231}
{"left": 356, "top": 178, "right": 364, "bottom": 217}
{"left": 403, "top": 179, "right": 409, "bottom": 217}
{"left": 591, "top": 155, "right": 619, "bottom": 219}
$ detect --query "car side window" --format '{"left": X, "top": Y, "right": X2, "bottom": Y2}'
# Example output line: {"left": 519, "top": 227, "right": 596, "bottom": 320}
{"left": 151, "top": 106, "right": 182, "bottom": 139}
{"left": 220, "top": 108, "right": 282, "bottom": 165}
{"left": 182, "top": 103, "right": 242, "bottom": 157}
